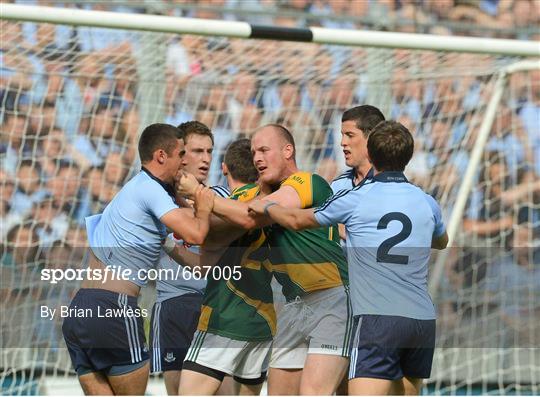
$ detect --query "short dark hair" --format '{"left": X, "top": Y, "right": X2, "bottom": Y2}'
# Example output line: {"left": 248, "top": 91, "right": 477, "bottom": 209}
{"left": 138, "top": 123, "right": 182, "bottom": 163}
{"left": 342, "top": 105, "right": 386, "bottom": 137}
{"left": 177, "top": 121, "right": 214, "bottom": 145}
{"left": 224, "top": 139, "right": 258, "bottom": 184}
{"left": 367, "top": 121, "right": 414, "bottom": 172}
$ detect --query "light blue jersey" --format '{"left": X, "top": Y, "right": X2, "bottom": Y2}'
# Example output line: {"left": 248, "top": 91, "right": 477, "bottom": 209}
{"left": 314, "top": 171, "right": 445, "bottom": 320}
{"left": 86, "top": 168, "right": 178, "bottom": 287}
{"left": 330, "top": 167, "right": 374, "bottom": 193}
{"left": 331, "top": 167, "right": 374, "bottom": 248}
{"left": 155, "top": 185, "right": 230, "bottom": 303}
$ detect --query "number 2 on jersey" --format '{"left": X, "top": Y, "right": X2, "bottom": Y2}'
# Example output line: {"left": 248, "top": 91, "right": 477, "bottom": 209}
{"left": 376, "top": 212, "right": 412, "bottom": 265}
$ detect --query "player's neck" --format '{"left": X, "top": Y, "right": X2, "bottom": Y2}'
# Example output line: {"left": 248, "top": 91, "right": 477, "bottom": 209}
{"left": 354, "top": 164, "right": 372, "bottom": 183}
{"left": 282, "top": 163, "right": 299, "bottom": 180}
{"left": 142, "top": 163, "right": 172, "bottom": 185}
{"left": 228, "top": 176, "right": 247, "bottom": 191}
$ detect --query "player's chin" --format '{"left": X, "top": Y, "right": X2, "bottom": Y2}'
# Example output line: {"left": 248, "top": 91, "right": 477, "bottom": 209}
{"left": 258, "top": 173, "right": 274, "bottom": 185}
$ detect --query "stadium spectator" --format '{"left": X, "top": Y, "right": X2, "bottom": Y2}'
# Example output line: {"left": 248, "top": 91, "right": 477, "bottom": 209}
{"left": 464, "top": 153, "right": 514, "bottom": 244}
{"left": 11, "top": 160, "right": 49, "bottom": 217}
{"left": 1, "top": 113, "right": 33, "bottom": 175}
{"left": 3, "top": 221, "right": 42, "bottom": 268}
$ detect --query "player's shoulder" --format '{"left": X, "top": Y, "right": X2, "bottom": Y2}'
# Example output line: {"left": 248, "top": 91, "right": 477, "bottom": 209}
{"left": 231, "top": 183, "right": 259, "bottom": 202}
{"left": 210, "top": 184, "right": 230, "bottom": 198}
{"left": 120, "top": 170, "right": 163, "bottom": 198}
{"left": 332, "top": 169, "right": 354, "bottom": 184}
{"left": 281, "top": 171, "right": 312, "bottom": 186}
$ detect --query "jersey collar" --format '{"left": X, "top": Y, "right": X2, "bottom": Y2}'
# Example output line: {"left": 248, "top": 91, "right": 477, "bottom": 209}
{"left": 141, "top": 167, "right": 177, "bottom": 201}
{"left": 352, "top": 167, "right": 374, "bottom": 187}
{"left": 372, "top": 171, "right": 409, "bottom": 183}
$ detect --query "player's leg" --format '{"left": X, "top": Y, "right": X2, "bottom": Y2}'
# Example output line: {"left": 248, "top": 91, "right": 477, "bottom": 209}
{"left": 299, "top": 286, "right": 352, "bottom": 395}
{"left": 78, "top": 371, "right": 114, "bottom": 395}
{"left": 402, "top": 377, "right": 423, "bottom": 395}
{"left": 400, "top": 318, "right": 436, "bottom": 396}
{"left": 151, "top": 294, "right": 203, "bottom": 395}
{"left": 347, "top": 315, "right": 403, "bottom": 395}
{"left": 267, "top": 368, "right": 302, "bottom": 395}
{"left": 215, "top": 376, "right": 234, "bottom": 395}
{"left": 232, "top": 374, "right": 266, "bottom": 395}
{"left": 107, "top": 361, "right": 150, "bottom": 395}
{"left": 63, "top": 290, "right": 150, "bottom": 395}
{"left": 164, "top": 370, "right": 181, "bottom": 395}
{"left": 268, "top": 300, "right": 306, "bottom": 395}
{"left": 229, "top": 340, "right": 272, "bottom": 395}
{"left": 349, "top": 377, "right": 394, "bottom": 395}
{"left": 299, "top": 354, "right": 348, "bottom": 395}
{"left": 336, "top": 372, "right": 349, "bottom": 395}
{"left": 178, "top": 367, "right": 223, "bottom": 395}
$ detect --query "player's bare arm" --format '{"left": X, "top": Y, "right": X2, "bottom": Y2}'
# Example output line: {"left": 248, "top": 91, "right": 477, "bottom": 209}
{"left": 160, "top": 185, "right": 214, "bottom": 245}
{"left": 247, "top": 200, "right": 319, "bottom": 231}
{"left": 177, "top": 170, "right": 303, "bottom": 230}
{"left": 165, "top": 241, "right": 225, "bottom": 270}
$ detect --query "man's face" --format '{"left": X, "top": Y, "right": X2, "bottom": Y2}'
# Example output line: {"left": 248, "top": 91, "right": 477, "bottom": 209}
{"left": 164, "top": 139, "right": 184, "bottom": 184}
{"left": 182, "top": 134, "right": 213, "bottom": 183}
{"left": 17, "top": 165, "right": 39, "bottom": 194}
{"left": 251, "top": 128, "right": 288, "bottom": 186}
{"left": 341, "top": 120, "right": 369, "bottom": 169}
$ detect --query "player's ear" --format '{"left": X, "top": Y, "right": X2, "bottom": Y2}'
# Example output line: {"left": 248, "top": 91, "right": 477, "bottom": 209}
{"left": 222, "top": 162, "right": 228, "bottom": 177}
{"left": 154, "top": 149, "right": 166, "bottom": 164}
{"left": 283, "top": 144, "right": 294, "bottom": 160}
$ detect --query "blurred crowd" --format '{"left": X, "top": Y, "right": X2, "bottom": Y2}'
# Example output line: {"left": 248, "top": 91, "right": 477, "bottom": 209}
{"left": 0, "top": 0, "right": 539, "bottom": 352}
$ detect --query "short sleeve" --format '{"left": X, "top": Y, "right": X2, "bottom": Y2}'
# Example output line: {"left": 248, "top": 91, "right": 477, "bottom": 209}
{"left": 424, "top": 193, "right": 446, "bottom": 237}
{"left": 313, "top": 189, "right": 354, "bottom": 226}
{"left": 281, "top": 172, "right": 313, "bottom": 208}
{"left": 143, "top": 181, "right": 178, "bottom": 219}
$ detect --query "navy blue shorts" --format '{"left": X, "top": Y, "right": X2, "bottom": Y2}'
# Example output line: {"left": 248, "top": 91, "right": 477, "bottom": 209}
{"left": 62, "top": 289, "right": 149, "bottom": 376}
{"left": 349, "top": 315, "right": 436, "bottom": 380}
{"left": 149, "top": 293, "right": 203, "bottom": 373}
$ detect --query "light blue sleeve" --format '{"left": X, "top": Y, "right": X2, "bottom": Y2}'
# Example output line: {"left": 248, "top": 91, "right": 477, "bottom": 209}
{"left": 424, "top": 193, "right": 446, "bottom": 237}
{"left": 313, "top": 189, "right": 354, "bottom": 226}
{"left": 142, "top": 182, "right": 178, "bottom": 219}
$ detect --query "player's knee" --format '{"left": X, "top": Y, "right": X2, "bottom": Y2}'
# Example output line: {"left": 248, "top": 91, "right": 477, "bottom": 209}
{"left": 299, "top": 373, "right": 336, "bottom": 395}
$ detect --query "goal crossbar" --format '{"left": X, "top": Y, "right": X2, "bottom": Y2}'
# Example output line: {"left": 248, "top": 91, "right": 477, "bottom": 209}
{"left": 1, "top": 3, "right": 539, "bottom": 56}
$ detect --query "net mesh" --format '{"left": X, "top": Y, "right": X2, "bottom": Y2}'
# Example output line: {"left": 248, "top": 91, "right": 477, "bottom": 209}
{"left": 0, "top": 18, "right": 538, "bottom": 395}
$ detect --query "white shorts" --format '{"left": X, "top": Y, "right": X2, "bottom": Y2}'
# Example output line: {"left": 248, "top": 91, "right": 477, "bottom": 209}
{"left": 270, "top": 286, "right": 352, "bottom": 369}
{"left": 184, "top": 331, "right": 272, "bottom": 379}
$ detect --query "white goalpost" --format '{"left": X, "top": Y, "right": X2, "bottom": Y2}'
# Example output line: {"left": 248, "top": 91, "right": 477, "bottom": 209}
{"left": 1, "top": 4, "right": 538, "bottom": 395}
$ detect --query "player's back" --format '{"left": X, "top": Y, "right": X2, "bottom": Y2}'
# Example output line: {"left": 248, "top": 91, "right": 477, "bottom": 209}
{"left": 338, "top": 172, "right": 443, "bottom": 320}
{"left": 199, "top": 183, "right": 275, "bottom": 341}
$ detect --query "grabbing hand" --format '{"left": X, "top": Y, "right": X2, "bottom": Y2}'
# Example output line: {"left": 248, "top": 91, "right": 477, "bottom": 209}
{"left": 194, "top": 185, "right": 215, "bottom": 214}
{"left": 176, "top": 171, "right": 200, "bottom": 198}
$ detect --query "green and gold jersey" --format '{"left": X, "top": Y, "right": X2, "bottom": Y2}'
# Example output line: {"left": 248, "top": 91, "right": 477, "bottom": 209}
{"left": 266, "top": 172, "right": 348, "bottom": 301}
{"left": 197, "top": 183, "right": 275, "bottom": 341}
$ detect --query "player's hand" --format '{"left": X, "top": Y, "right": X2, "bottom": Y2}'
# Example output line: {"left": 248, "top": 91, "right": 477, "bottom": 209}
{"left": 176, "top": 171, "right": 199, "bottom": 198}
{"left": 248, "top": 200, "right": 268, "bottom": 215}
{"left": 194, "top": 185, "right": 215, "bottom": 214}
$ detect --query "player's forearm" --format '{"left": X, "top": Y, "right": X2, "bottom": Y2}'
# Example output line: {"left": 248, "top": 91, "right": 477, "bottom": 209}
{"left": 205, "top": 215, "right": 247, "bottom": 249}
{"left": 178, "top": 210, "right": 211, "bottom": 245}
{"left": 167, "top": 243, "right": 201, "bottom": 268}
{"left": 266, "top": 204, "right": 318, "bottom": 231}
{"left": 213, "top": 196, "right": 259, "bottom": 229}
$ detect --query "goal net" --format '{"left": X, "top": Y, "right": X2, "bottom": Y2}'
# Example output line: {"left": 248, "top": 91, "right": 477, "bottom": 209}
{"left": 0, "top": 10, "right": 538, "bottom": 395}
